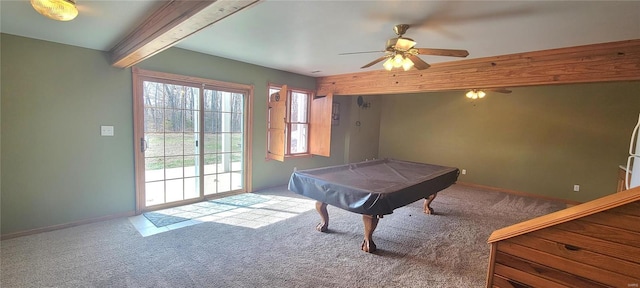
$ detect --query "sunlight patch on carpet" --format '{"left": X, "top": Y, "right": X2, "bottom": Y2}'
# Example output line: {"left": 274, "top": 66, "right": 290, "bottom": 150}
{"left": 143, "top": 194, "right": 269, "bottom": 227}
{"left": 141, "top": 193, "right": 315, "bottom": 230}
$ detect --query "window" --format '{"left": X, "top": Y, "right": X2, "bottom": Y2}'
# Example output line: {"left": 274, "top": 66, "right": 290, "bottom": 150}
{"left": 267, "top": 84, "right": 333, "bottom": 162}
{"left": 288, "top": 89, "right": 311, "bottom": 154}
{"left": 268, "top": 85, "right": 311, "bottom": 156}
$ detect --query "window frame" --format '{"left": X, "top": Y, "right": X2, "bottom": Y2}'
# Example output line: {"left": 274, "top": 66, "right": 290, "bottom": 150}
{"left": 268, "top": 84, "right": 313, "bottom": 158}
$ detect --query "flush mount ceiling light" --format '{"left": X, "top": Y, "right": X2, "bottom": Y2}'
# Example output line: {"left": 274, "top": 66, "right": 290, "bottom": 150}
{"left": 31, "top": 0, "right": 78, "bottom": 21}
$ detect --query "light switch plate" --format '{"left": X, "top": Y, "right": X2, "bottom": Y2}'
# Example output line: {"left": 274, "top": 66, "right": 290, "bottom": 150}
{"left": 101, "top": 125, "right": 114, "bottom": 136}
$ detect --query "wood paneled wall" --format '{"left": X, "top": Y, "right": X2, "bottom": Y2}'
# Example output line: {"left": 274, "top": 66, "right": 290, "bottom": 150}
{"left": 317, "top": 39, "right": 640, "bottom": 96}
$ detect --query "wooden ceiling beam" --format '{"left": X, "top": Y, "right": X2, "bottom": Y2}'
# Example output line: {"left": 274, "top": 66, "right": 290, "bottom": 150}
{"left": 317, "top": 39, "right": 640, "bottom": 96}
{"left": 110, "top": 0, "right": 260, "bottom": 68}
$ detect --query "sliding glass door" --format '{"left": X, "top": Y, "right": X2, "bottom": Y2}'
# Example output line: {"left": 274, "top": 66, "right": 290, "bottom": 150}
{"left": 203, "top": 88, "right": 244, "bottom": 195}
{"left": 133, "top": 68, "right": 251, "bottom": 212}
{"left": 142, "top": 81, "right": 201, "bottom": 206}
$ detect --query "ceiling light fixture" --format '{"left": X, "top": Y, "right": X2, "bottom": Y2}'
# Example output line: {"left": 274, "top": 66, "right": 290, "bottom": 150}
{"left": 402, "top": 57, "right": 414, "bottom": 71}
{"left": 30, "top": 0, "right": 78, "bottom": 21}
{"left": 383, "top": 53, "right": 414, "bottom": 71}
{"left": 466, "top": 89, "right": 486, "bottom": 99}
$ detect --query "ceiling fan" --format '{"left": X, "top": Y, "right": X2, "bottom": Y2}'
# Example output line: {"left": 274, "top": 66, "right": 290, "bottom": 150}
{"left": 344, "top": 24, "right": 470, "bottom": 71}
{"left": 465, "top": 88, "right": 512, "bottom": 99}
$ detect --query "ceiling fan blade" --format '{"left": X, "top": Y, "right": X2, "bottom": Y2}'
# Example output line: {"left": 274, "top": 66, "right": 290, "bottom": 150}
{"left": 361, "top": 55, "right": 391, "bottom": 69}
{"left": 490, "top": 88, "right": 512, "bottom": 94}
{"left": 415, "top": 48, "right": 469, "bottom": 57}
{"left": 339, "top": 50, "right": 385, "bottom": 55}
{"left": 407, "top": 55, "right": 430, "bottom": 70}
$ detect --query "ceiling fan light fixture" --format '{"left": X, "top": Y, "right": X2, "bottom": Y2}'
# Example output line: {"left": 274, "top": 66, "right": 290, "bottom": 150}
{"left": 354, "top": 24, "right": 469, "bottom": 72}
{"left": 466, "top": 90, "right": 476, "bottom": 99}
{"left": 383, "top": 58, "right": 394, "bottom": 71}
{"left": 382, "top": 54, "right": 415, "bottom": 71}
{"left": 402, "top": 57, "right": 414, "bottom": 71}
{"left": 466, "top": 89, "right": 486, "bottom": 99}
{"left": 30, "top": 0, "right": 78, "bottom": 21}
{"left": 392, "top": 54, "right": 404, "bottom": 68}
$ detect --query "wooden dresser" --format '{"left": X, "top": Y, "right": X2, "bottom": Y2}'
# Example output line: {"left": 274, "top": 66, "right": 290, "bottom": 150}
{"left": 486, "top": 187, "right": 640, "bottom": 287}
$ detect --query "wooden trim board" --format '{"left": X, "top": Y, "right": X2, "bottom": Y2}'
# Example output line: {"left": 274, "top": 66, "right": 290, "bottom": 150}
{"left": 488, "top": 186, "right": 640, "bottom": 243}
{"left": 110, "top": 0, "right": 260, "bottom": 68}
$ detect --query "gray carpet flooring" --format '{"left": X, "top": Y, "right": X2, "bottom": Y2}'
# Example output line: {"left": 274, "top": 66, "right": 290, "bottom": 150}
{"left": 1, "top": 184, "right": 566, "bottom": 287}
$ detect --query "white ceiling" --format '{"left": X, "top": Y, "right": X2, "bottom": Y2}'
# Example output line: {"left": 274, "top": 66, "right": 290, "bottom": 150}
{"left": 1, "top": 0, "right": 639, "bottom": 77}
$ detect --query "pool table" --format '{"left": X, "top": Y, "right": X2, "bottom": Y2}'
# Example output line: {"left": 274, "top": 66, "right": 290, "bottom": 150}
{"left": 288, "top": 158, "right": 460, "bottom": 252}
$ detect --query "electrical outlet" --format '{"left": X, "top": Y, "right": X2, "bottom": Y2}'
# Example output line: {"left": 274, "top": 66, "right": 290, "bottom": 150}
{"left": 461, "top": 169, "right": 467, "bottom": 175}
{"left": 573, "top": 184, "right": 580, "bottom": 192}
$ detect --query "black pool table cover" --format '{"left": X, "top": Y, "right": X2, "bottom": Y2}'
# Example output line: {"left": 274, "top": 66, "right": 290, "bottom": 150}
{"left": 288, "top": 158, "right": 460, "bottom": 215}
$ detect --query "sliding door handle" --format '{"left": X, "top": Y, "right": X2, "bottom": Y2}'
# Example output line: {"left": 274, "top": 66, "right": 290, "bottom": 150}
{"left": 141, "top": 138, "right": 148, "bottom": 153}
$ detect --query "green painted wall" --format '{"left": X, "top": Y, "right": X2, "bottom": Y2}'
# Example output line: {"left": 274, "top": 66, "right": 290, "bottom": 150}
{"left": 1, "top": 34, "right": 135, "bottom": 234}
{"left": 378, "top": 82, "right": 640, "bottom": 202}
{"left": 1, "top": 34, "right": 349, "bottom": 235}
{"left": 342, "top": 95, "right": 381, "bottom": 163}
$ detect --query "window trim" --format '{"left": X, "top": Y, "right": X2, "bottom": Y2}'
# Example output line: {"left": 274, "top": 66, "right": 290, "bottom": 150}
{"left": 267, "top": 84, "right": 313, "bottom": 158}
{"left": 286, "top": 88, "right": 312, "bottom": 156}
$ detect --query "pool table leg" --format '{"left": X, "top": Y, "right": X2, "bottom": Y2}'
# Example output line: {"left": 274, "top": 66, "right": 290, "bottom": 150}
{"left": 423, "top": 192, "right": 437, "bottom": 215}
{"left": 315, "top": 201, "right": 329, "bottom": 232}
{"left": 361, "top": 215, "right": 379, "bottom": 253}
